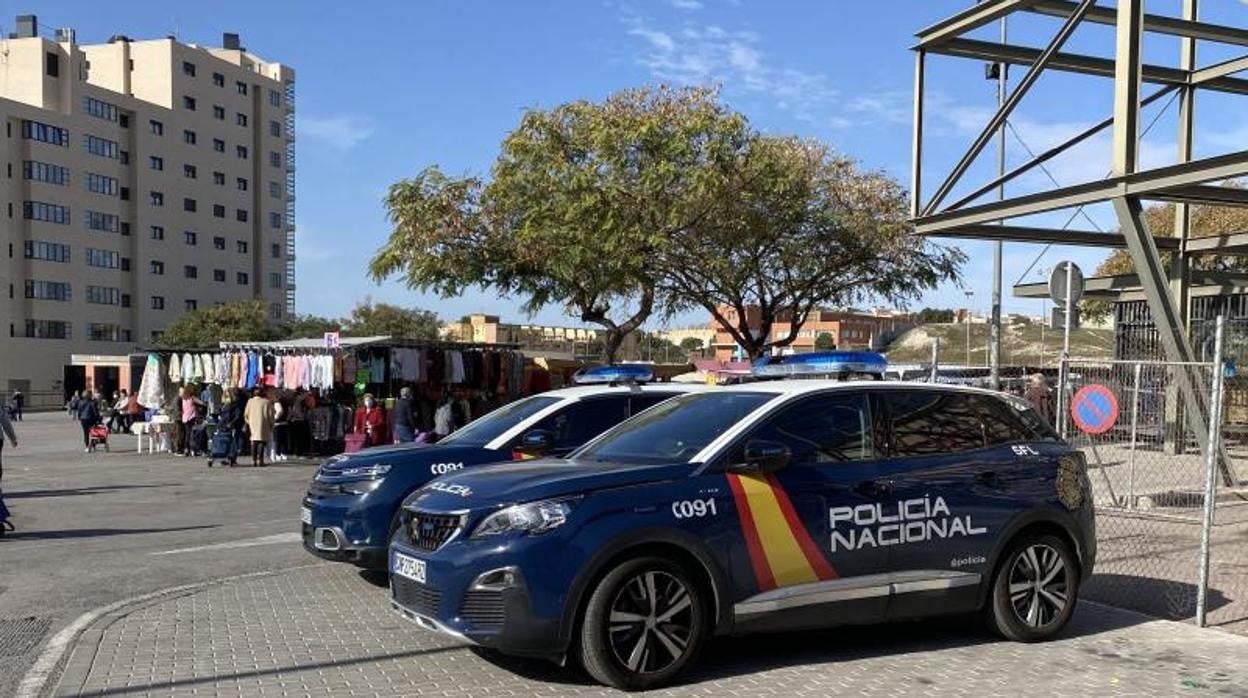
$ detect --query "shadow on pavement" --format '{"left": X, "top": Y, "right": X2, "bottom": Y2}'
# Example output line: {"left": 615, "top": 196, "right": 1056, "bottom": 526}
{"left": 75, "top": 644, "right": 466, "bottom": 697}
{"left": 358, "top": 569, "right": 390, "bottom": 588}
{"left": 3, "top": 524, "right": 217, "bottom": 541}
{"left": 5, "top": 484, "right": 176, "bottom": 499}
{"left": 1084, "top": 573, "right": 1230, "bottom": 621}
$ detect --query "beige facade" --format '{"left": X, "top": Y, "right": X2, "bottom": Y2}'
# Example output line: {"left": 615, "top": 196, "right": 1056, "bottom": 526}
{"left": 441, "top": 314, "right": 640, "bottom": 360}
{"left": 1, "top": 18, "right": 295, "bottom": 399}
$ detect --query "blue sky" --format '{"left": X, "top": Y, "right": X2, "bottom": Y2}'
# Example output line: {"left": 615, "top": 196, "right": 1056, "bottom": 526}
{"left": 18, "top": 1, "right": 1248, "bottom": 328}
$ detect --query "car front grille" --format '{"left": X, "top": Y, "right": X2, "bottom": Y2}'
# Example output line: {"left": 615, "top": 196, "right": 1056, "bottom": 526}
{"left": 405, "top": 510, "right": 462, "bottom": 552}
{"left": 460, "top": 590, "right": 505, "bottom": 628}
{"left": 392, "top": 575, "right": 441, "bottom": 617}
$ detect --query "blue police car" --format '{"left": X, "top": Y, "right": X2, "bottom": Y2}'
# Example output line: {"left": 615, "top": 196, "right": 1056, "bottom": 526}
{"left": 301, "top": 366, "right": 701, "bottom": 569}
{"left": 390, "top": 372, "right": 1094, "bottom": 690}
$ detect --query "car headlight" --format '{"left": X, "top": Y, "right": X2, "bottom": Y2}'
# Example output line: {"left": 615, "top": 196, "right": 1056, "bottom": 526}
{"left": 317, "top": 463, "right": 392, "bottom": 481}
{"left": 470, "top": 497, "right": 580, "bottom": 539}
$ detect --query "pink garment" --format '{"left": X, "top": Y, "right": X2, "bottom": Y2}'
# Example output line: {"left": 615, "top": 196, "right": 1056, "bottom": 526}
{"left": 181, "top": 397, "right": 197, "bottom": 423}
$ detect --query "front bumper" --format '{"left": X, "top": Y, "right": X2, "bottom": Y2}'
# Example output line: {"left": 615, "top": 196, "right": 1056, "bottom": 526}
{"left": 300, "top": 493, "right": 389, "bottom": 569}
{"left": 388, "top": 539, "right": 564, "bottom": 658}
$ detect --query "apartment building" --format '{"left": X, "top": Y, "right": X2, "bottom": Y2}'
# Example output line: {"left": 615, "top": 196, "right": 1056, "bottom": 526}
{"left": 1, "top": 15, "right": 296, "bottom": 401}
{"left": 708, "top": 306, "right": 915, "bottom": 361}
{"left": 441, "top": 314, "right": 640, "bottom": 360}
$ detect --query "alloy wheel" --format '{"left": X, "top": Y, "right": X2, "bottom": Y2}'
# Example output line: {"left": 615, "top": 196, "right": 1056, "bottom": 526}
{"left": 607, "top": 570, "right": 695, "bottom": 674}
{"left": 1008, "top": 543, "right": 1068, "bottom": 628}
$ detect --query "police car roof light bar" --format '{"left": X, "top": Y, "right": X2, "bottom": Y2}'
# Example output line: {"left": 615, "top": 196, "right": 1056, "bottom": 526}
{"left": 752, "top": 351, "right": 888, "bottom": 380}
{"left": 572, "top": 364, "right": 655, "bottom": 386}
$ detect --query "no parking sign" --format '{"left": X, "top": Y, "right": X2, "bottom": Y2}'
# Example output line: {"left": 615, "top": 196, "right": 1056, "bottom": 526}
{"left": 1070, "top": 384, "right": 1120, "bottom": 434}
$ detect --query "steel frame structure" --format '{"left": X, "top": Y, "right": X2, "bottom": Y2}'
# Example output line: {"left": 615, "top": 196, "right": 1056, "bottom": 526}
{"left": 911, "top": 0, "right": 1246, "bottom": 485}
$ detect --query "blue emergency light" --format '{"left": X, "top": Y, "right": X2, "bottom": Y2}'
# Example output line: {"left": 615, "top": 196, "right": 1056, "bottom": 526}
{"left": 572, "top": 364, "right": 655, "bottom": 385}
{"left": 752, "top": 351, "right": 888, "bottom": 379}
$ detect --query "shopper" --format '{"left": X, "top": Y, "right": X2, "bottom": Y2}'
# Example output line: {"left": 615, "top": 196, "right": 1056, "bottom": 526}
{"left": 125, "top": 392, "right": 143, "bottom": 432}
{"left": 66, "top": 391, "right": 81, "bottom": 420}
{"left": 217, "top": 389, "right": 247, "bottom": 467}
{"left": 244, "top": 388, "right": 275, "bottom": 467}
{"left": 76, "top": 392, "right": 102, "bottom": 452}
{"left": 1024, "top": 373, "right": 1055, "bottom": 427}
{"left": 10, "top": 389, "right": 23, "bottom": 422}
{"left": 393, "top": 387, "right": 418, "bottom": 444}
{"left": 353, "top": 394, "right": 389, "bottom": 448}
{"left": 433, "top": 396, "right": 455, "bottom": 441}
{"left": 106, "top": 390, "right": 128, "bottom": 433}
{"left": 173, "top": 386, "right": 204, "bottom": 457}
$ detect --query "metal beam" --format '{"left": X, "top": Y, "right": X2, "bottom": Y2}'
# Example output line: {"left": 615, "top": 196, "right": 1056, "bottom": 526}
{"left": 1191, "top": 54, "right": 1248, "bottom": 84}
{"left": 929, "top": 38, "right": 1248, "bottom": 95}
{"left": 1114, "top": 0, "right": 1145, "bottom": 176}
{"left": 1152, "top": 185, "right": 1248, "bottom": 207}
{"left": 1028, "top": 0, "right": 1248, "bottom": 48}
{"left": 910, "top": 49, "right": 925, "bottom": 218}
{"left": 922, "top": 0, "right": 1096, "bottom": 216}
{"left": 914, "top": 0, "right": 1041, "bottom": 48}
{"left": 1186, "top": 231, "right": 1248, "bottom": 254}
{"left": 928, "top": 224, "right": 1181, "bottom": 249}
{"left": 946, "top": 86, "right": 1176, "bottom": 211}
{"left": 1014, "top": 270, "right": 1248, "bottom": 298}
{"left": 914, "top": 150, "right": 1248, "bottom": 234}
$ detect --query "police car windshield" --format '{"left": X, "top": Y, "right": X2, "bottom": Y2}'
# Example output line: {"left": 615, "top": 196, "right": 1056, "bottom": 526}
{"left": 439, "top": 395, "right": 561, "bottom": 447}
{"left": 573, "top": 392, "right": 775, "bottom": 465}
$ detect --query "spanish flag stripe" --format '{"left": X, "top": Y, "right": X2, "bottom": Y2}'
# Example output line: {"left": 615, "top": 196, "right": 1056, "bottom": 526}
{"left": 726, "top": 474, "right": 777, "bottom": 591}
{"left": 732, "top": 474, "right": 819, "bottom": 588}
{"left": 764, "top": 474, "right": 839, "bottom": 581}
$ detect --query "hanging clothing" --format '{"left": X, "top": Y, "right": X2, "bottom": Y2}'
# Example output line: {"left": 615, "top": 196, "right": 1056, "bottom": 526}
{"left": 137, "top": 354, "right": 166, "bottom": 408}
{"left": 168, "top": 353, "right": 183, "bottom": 384}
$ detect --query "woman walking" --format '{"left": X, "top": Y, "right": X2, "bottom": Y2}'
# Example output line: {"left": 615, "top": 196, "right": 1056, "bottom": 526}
{"left": 244, "top": 388, "right": 275, "bottom": 467}
{"left": 76, "top": 391, "right": 102, "bottom": 452}
{"left": 353, "top": 394, "right": 389, "bottom": 448}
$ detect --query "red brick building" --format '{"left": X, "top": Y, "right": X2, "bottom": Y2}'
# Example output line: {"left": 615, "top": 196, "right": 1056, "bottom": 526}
{"left": 708, "top": 307, "right": 913, "bottom": 361}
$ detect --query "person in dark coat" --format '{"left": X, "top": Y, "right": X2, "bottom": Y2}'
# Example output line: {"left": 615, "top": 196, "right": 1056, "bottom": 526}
{"left": 10, "top": 389, "right": 23, "bottom": 421}
{"left": 392, "top": 387, "right": 418, "bottom": 444}
{"left": 76, "top": 392, "right": 102, "bottom": 452}
{"left": 1024, "top": 373, "right": 1056, "bottom": 427}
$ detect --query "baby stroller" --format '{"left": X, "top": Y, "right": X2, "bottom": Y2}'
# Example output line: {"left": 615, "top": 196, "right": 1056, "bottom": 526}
{"left": 88, "top": 423, "right": 110, "bottom": 452}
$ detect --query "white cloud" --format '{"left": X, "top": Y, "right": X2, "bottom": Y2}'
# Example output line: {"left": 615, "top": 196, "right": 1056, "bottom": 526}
{"left": 670, "top": 0, "right": 704, "bottom": 10}
{"left": 298, "top": 114, "right": 375, "bottom": 150}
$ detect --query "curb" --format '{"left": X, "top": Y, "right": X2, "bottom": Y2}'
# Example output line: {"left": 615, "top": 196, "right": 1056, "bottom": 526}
{"left": 17, "top": 564, "right": 319, "bottom": 698}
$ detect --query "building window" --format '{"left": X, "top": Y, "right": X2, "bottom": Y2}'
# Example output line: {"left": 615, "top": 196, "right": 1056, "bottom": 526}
{"left": 236, "top": 81, "right": 248, "bottom": 95}
{"left": 213, "top": 138, "right": 225, "bottom": 152}
{"left": 183, "top": 198, "right": 197, "bottom": 212}
{"left": 21, "top": 120, "right": 69, "bottom": 146}
{"left": 83, "top": 134, "right": 119, "bottom": 159}
{"left": 269, "top": 151, "right": 281, "bottom": 167}
{"left": 25, "top": 319, "right": 70, "bottom": 339}
{"left": 46, "top": 52, "right": 60, "bottom": 77}
{"left": 213, "top": 236, "right": 226, "bottom": 250}
{"left": 185, "top": 299, "right": 198, "bottom": 311}
{"left": 119, "top": 150, "right": 129, "bottom": 165}
{"left": 183, "top": 164, "right": 197, "bottom": 179}
{"left": 83, "top": 97, "right": 120, "bottom": 122}
{"left": 213, "top": 105, "right": 225, "bottom": 120}
{"left": 150, "top": 225, "right": 165, "bottom": 240}
{"left": 119, "top": 114, "right": 129, "bottom": 129}
{"left": 182, "top": 60, "right": 196, "bottom": 77}
{"left": 150, "top": 119, "right": 164, "bottom": 135}
{"left": 184, "top": 231, "right": 198, "bottom": 246}
{"left": 270, "top": 243, "right": 281, "bottom": 258}
{"left": 87, "top": 323, "right": 127, "bottom": 342}
{"left": 86, "top": 248, "right": 121, "bottom": 269}
{"left": 24, "top": 240, "right": 71, "bottom": 263}
{"left": 213, "top": 268, "right": 226, "bottom": 282}
{"left": 237, "top": 271, "right": 249, "bottom": 285}
{"left": 183, "top": 95, "right": 197, "bottom": 111}
{"left": 269, "top": 212, "right": 282, "bottom": 229}
{"left": 237, "top": 177, "right": 248, "bottom": 191}
{"left": 213, "top": 72, "right": 224, "bottom": 87}
{"left": 23, "top": 201, "right": 71, "bottom": 225}
{"left": 236, "top": 113, "right": 248, "bottom": 127}
{"left": 237, "top": 240, "right": 248, "bottom": 254}
{"left": 269, "top": 120, "right": 281, "bottom": 137}
{"left": 269, "top": 181, "right": 282, "bottom": 198}
{"left": 269, "top": 273, "right": 283, "bottom": 289}
{"left": 269, "top": 88, "right": 281, "bottom": 107}
{"left": 236, "top": 145, "right": 248, "bottom": 159}
{"left": 236, "top": 209, "right": 248, "bottom": 222}
{"left": 150, "top": 260, "right": 165, "bottom": 275}
{"left": 150, "top": 191, "right": 164, "bottom": 207}
{"left": 25, "top": 280, "right": 72, "bottom": 301}
{"left": 24, "top": 161, "right": 71, "bottom": 186}
{"left": 150, "top": 155, "right": 164, "bottom": 170}
{"left": 213, "top": 204, "right": 226, "bottom": 218}
{"left": 214, "top": 171, "right": 226, "bottom": 185}
{"left": 151, "top": 296, "right": 165, "bottom": 310}
{"left": 86, "top": 286, "right": 122, "bottom": 305}
{"left": 183, "top": 129, "right": 197, "bottom": 145}
{"left": 84, "top": 210, "right": 120, "bottom": 233}
{"left": 84, "top": 172, "right": 118, "bottom": 195}
{"left": 184, "top": 265, "right": 198, "bottom": 279}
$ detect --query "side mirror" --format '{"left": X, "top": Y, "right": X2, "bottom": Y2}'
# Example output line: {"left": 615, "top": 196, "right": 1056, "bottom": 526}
{"left": 518, "top": 429, "right": 556, "bottom": 456}
{"left": 729, "top": 439, "right": 791, "bottom": 474}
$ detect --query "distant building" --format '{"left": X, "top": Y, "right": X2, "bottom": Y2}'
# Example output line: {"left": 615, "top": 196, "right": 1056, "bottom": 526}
{"left": 656, "top": 327, "right": 716, "bottom": 353}
{"left": 441, "top": 314, "right": 639, "bottom": 360}
{"left": 707, "top": 306, "right": 914, "bottom": 361}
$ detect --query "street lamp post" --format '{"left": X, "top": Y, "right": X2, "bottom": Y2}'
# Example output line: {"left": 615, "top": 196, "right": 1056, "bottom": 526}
{"left": 965, "top": 290, "right": 975, "bottom": 366}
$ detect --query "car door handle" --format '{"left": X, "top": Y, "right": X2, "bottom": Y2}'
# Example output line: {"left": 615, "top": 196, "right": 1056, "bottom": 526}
{"left": 854, "top": 480, "right": 891, "bottom": 497}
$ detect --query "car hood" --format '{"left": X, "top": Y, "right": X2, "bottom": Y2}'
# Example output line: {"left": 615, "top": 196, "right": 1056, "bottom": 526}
{"left": 316, "top": 443, "right": 492, "bottom": 477}
{"left": 405, "top": 458, "right": 691, "bottom": 511}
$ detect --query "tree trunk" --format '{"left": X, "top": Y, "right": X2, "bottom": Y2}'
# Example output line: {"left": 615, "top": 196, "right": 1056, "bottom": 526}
{"left": 600, "top": 328, "right": 625, "bottom": 364}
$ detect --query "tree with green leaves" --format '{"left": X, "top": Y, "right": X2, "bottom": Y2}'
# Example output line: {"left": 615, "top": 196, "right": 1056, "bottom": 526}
{"left": 679, "top": 336, "right": 706, "bottom": 356}
{"left": 658, "top": 136, "right": 964, "bottom": 360}
{"left": 157, "top": 300, "right": 282, "bottom": 348}
{"left": 814, "top": 332, "right": 836, "bottom": 350}
{"left": 280, "top": 314, "right": 341, "bottom": 340}
{"left": 343, "top": 299, "right": 440, "bottom": 339}
{"left": 370, "top": 86, "right": 750, "bottom": 363}
{"left": 915, "top": 307, "right": 956, "bottom": 324}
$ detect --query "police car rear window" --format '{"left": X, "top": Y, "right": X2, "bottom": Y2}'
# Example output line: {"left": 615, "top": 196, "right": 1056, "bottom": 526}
{"left": 440, "top": 395, "right": 561, "bottom": 446}
{"left": 574, "top": 392, "right": 775, "bottom": 465}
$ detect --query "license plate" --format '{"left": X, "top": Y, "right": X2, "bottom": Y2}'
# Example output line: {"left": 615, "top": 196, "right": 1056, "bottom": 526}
{"left": 394, "top": 552, "right": 427, "bottom": 584}
{"left": 300, "top": 506, "right": 312, "bottom": 525}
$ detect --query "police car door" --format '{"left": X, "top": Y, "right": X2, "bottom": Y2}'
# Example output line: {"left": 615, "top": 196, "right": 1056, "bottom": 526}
{"left": 878, "top": 389, "right": 1013, "bottom": 618}
{"left": 724, "top": 389, "right": 890, "bottom": 632}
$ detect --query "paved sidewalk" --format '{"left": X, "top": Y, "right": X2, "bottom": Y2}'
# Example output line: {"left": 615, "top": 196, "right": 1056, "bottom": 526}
{"left": 54, "top": 562, "right": 1248, "bottom": 697}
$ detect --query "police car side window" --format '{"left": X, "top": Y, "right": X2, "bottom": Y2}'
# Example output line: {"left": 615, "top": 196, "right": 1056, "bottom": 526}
{"left": 971, "top": 395, "right": 1036, "bottom": 446}
{"left": 737, "top": 392, "right": 874, "bottom": 465}
{"left": 530, "top": 396, "right": 630, "bottom": 450}
{"left": 629, "top": 393, "right": 677, "bottom": 416}
{"left": 884, "top": 390, "right": 985, "bottom": 457}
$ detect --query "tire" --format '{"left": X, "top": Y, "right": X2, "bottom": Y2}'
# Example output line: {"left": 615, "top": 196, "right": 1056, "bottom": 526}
{"left": 987, "top": 534, "right": 1078, "bottom": 642}
{"left": 577, "top": 556, "right": 707, "bottom": 691}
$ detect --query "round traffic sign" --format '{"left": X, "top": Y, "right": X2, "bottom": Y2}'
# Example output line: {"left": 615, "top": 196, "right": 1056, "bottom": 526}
{"left": 1048, "top": 262, "right": 1084, "bottom": 306}
{"left": 1070, "top": 384, "right": 1119, "bottom": 434}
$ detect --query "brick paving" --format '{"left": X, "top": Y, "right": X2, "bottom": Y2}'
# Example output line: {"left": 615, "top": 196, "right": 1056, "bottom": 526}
{"left": 57, "top": 562, "right": 1248, "bottom": 697}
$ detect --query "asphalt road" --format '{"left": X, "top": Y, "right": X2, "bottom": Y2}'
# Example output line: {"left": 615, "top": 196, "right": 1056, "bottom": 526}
{"left": 0, "top": 412, "right": 317, "bottom": 698}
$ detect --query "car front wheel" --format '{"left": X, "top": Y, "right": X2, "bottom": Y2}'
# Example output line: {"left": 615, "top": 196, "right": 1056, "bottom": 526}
{"left": 577, "top": 556, "right": 707, "bottom": 691}
{"left": 988, "top": 534, "right": 1078, "bottom": 642}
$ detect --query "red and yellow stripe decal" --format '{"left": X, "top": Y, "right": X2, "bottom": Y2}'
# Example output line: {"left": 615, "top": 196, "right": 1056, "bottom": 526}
{"left": 727, "top": 473, "right": 838, "bottom": 591}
